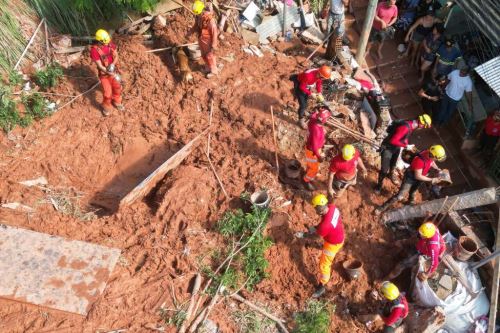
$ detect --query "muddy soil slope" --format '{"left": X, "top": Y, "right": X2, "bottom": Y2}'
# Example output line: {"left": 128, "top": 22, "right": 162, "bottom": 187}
{"left": 0, "top": 11, "right": 403, "bottom": 333}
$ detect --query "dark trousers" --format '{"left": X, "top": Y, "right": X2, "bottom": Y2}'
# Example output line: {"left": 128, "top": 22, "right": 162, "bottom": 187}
{"left": 436, "top": 93, "right": 459, "bottom": 126}
{"left": 377, "top": 145, "right": 401, "bottom": 189}
{"left": 291, "top": 74, "right": 309, "bottom": 119}
{"left": 480, "top": 132, "right": 499, "bottom": 162}
{"left": 380, "top": 172, "right": 421, "bottom": 210}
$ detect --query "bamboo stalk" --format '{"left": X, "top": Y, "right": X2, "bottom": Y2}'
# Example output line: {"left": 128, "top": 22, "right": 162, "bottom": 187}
{"left": 178, "top": 274, "right": 202, "bottom": 333}
{"left": 145, "top": 42, "right": 198, "bottom": 53}
{"left": 207, "top": 99, "right": 214, "bottom": 158}
{"left": 270, "top": 106, "right": 280, "bottom": 179}
{"left": 14, "top": 18, "right": 45, "bottom": 70}
{"left": 44, "top": 20, "right": 50, "bottom": 63}
{"left": 56, "top": 81, "right": 100, "bottom": 111}
{"left": 171, "top": 0, "right": 195, "bottom": 14}
{"left": 205, "top": 150, "right": 229, "bottom": 199}
{"left": 326, "top": 119, "right": 379, "bottom": 146}
{"left": 431, "top": 196, "right": 448, "bottom": 223}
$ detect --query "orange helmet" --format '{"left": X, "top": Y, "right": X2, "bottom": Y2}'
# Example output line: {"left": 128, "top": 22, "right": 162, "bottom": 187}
{"left": 318, "top": 65, "right": 332, "bottom": 79}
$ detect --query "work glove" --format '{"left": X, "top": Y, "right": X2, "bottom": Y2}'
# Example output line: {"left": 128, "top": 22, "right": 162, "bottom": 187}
{"left": 107, "top": 64, "right": 115, "bottom": 73}
{"left": 316, "top": 94, "right": 325, "bottom": 103}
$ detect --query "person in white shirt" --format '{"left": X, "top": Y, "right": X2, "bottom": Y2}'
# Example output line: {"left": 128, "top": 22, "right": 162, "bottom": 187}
{"left": 322, "top": 0, "right": 349, "bottom": 38}
{"left": 436, "top": 67, "right": 473, "bottom": 126}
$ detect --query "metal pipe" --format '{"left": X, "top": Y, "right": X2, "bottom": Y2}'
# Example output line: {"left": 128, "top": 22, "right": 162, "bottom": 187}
{"left": 355, "top": 0, "right": 378, "bottom": 65}
{"left": 471, "top": 250, "right": 500, "bottom": 270}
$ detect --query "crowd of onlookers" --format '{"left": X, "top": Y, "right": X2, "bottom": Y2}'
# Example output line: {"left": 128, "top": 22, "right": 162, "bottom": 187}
{"left": 362, "top": 0, "right": 499, "bottom": 163}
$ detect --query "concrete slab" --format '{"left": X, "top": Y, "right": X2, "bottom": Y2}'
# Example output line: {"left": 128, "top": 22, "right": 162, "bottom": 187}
{"left": 0, "top": 224, "right": 120, "bottom": 315}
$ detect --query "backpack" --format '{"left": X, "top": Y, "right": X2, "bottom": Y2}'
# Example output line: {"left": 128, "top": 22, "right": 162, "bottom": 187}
{"left": 386, "top": 119, "right": 410, "bottom": 137}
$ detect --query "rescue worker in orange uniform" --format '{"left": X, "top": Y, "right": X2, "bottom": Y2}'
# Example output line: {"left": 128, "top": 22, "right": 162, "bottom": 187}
{"left": 327, "top": 144, "right": 367, "bottom": 198}
{"left": 298, "top": 194, "right": 345, "bottom": 298}
{"left": 385, "top": 221, "right": 446, "bottom": 281}
{"left": 303, "top": 107, "right": 331, "bottom": 191}
{"left": 187, "top": 0, "right": 218, "bottom": 78}
{"left": 378, "top": 282, "right": 409, "bottom": 332}
{"left": 290, "top": 65, "right": 332, "bottom": 129}
{"left": 90, "top": 29, "right": 124, "bottom": 116}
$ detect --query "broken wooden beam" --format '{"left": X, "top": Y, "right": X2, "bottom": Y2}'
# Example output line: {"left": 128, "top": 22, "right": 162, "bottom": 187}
{"left": 382, "top": 187, "right": 499, "bottom": 224}
{"left": 487, "top": 209, "right": 500, "bottom": 333}
{"left": 119, "top": 128, "right": 209, "bottom": 208}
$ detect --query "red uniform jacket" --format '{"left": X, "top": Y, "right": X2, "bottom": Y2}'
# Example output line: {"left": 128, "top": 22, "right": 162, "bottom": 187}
{"left": 383, "top": 295, "right": 409, "bottom": 326}
{"left": 90, "top": 43, "right": 117, "bottom": 76}
{"left": 389, "top": 121, "right": 415, "bottom": 148}
{"left": 306, "top": 121, "right": 325, "bottom": 158}
{"left": 485, "top": 115, "right": 500, "bottom": 137}
{"left": 329, "top": 149, "right": 360, "bottom": 181}
{"left": 410, "top": 150, "right": 433, "bottom": 177}
{"left": 416, "top": 229, "right": 446, "bottom": 274}
{"left": 298, "top": 69, "right": 322, "bottom": 96}
{"left": 316, "top": 204, "right": 344, "bottom": 244}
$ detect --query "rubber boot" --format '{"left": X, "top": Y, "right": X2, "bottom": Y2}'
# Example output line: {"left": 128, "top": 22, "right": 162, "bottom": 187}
{"left": 312, "top": 283, "right": 326, "bottom": 298}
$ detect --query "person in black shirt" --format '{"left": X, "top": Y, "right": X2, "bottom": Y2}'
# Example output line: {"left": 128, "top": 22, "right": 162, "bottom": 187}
{"left": 418, "top": 74, "right": 447, "bottom": 119}
{"left": 416, "top": 0, "right": 441, "bottom": 18}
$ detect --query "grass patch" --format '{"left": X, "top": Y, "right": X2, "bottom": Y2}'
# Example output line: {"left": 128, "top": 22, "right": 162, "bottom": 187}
{"left": 34, "top": 63, "right": 63, "bottom": 90}
{"left": 216, "top": 206, "right": 273, "bottom": 290}
{"left": 293, "top": 300, "right": 335, "bottom": 333}
{"left": 8, "top": 70, "right": 23, "bottom": 86}
{"left": 22, "top": 93, "right": 49, "bottom": 120}
{"left": 233, "top": 310, "right": 275, "bottom": 333}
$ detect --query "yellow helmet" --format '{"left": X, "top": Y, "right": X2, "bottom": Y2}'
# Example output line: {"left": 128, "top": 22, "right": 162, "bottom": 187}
{"left": 311, "top": 194, "right": 328, "bottom": 207}
{"left": 341, "top": 144, "right": 356, "bottom": 161}
{"left": 380, "top": 281, "right": 400, "bottom": 301}
{"left": 95, "top": 29, "right": 111, "bottom": 44}
{"left": 418, "top": 222, "right": 436, "bottom": 238}
{"left": 429, "top": 144, "right": 446, "bottom": 162}
{"left": 418, "top": 114, "right": 432, "bottom": 128}
{"left": 192, "top": 0, "right": 205, "bottom": 15}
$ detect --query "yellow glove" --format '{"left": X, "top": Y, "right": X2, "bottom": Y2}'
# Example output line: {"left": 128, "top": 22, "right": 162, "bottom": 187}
{"left": 317, "top": 94, "right": 325, "bottom": 102}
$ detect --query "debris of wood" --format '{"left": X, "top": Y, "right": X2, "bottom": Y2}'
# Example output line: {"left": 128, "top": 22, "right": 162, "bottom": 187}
{"left": 302, "top": 30, "right": 335, "bottom": 63}
{"left": 205, "top": 150, "right": 229, "bottom": 200}
{"left": 300, "top": 26, "right": 325, "bottom": 44}
{"left": 178, "top": 274, "right": 202, "bottom": 333}
{"left": 120, "top": 128, "right": 209, "bottom": 207}
{"left": 144, "top": 323, "right": 165, "bottom": 332}
{"left": 487, "top": 211, "right": 500, "bottom": 333}
{"left": 230, "top": 293, "right": 289, "bottom": 333}
{"left": 19, "top": 176, "right": 48, "bottom": 187}
{"left": 53, "top": 46, "right": 86, "bottom": 54}
{"left": 146, "top": 42, "right": 198, "bottom": 53}
{"left": 405, "top": 305, "right": 445, "bottom": 333}
{"left": 383, "top": 187, "right": 500, "bottom": 224}
{"left": 50, "top": 34, "right": 72, "bottom": 50}
{"left": 249, "top": 45, "right": 263, "bottom": 57}
{"left": 241, "top": 29, "right": 260, "bottom": 45}
{"left": 1, "top": 202, "right": 35, "bottom": 212}
{"left": 153, "top": 15, "right": 167, "bottom": 30}
{"left": 147, "top": 0, "right": 182, "bottom": 15}
{"left": 270, "top": 106, "right": 280, "bottom": 179}
{"left": 118, "top": 15, "right": 154, "bottom": 34}
{"left": 441, "top": 254, "right": 479, "bottom": 297}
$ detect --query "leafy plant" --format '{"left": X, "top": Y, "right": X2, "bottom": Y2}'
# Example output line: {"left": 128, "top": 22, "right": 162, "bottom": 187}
{"left": 22, "top": 93, "right": 49, "bottom": 120}
{"left": 159, "top": 307, "right": 187, "bottom": 328}
{"left": 8, "top": 70, "right": 23, "bottom": 86}
{"left": 0, "top": 84, "right": 22, "bottom": 131}
{"left": 216, "top": 207, "right": 272, "bottom": 290}
{"left": 293, "top": 300, "right": 335, "bottom": 333}
{"left": 34, "top": 63, "right": 63, "bottom": 90}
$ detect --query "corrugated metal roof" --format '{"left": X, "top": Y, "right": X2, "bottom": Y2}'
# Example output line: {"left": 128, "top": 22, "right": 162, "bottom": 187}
{"left": 454, "top": 0, "right": 500, "bottom": 46}
{"left": 475, "top": 56, "right": 500, "bottom": 97}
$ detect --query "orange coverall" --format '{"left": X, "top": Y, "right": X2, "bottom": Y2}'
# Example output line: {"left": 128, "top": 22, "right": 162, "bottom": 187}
{"left": 190, "top": 11, "right": 218, "bottom": 74}
{"left": 90, "top": 43, "right": 122, "bottom": 111}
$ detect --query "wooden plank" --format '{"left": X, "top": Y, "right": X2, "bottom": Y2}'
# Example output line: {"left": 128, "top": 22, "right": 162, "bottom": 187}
{"left": 53, "top": 46, "right": 86, "bottom": 54}
{"left": 119, "top": 128, "right": 208, "bottom": 208}
{"left": 383, "top": 187, "right": 499, "bottom": 224}
{"left": 487, "top": 209, "right": 500, "bottom": 333}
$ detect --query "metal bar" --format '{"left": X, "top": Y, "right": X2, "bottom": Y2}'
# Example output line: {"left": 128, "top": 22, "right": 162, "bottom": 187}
{"left": 471, "top": 250, "right": 500, "bottom": 270}
{"left": 487, "top": 209, "right": 500, "bottom": 333}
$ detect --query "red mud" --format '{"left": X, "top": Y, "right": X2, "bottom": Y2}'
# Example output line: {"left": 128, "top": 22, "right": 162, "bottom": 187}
{"left": 0, "top": 10, "right": 409, "bottom": 333}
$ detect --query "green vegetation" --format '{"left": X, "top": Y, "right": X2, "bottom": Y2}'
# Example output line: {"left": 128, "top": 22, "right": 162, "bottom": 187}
{"left": 8, "top": 70, "right": 23, "bottom": 86}
{"left": 0, "top": 85, "right": 23, "bottom": 131}
{"left": 0, "top": 0, "right": 36, "bottom": 73}
{"left": 33, "top": 63, "right": 63, "bottom": 90}
{"left": 233, "top": 310, "right": 274, "bottom": 333}
{"left": 216, "top": 207, "right": 273, "bottom": 290}
{"left": 310, "top": 0, "right": 327, "bottom": 15}
{"left": 159, "top": 307, "right": 187, "bottom": 328}
{"left": 22, "top": 93, "right": 48, "bottom": 120}
{"left": 25, "top": 0, "right": 160, "bottom": 36}
{"left": 293, "top": 300, "right": 335, "bottom": 333}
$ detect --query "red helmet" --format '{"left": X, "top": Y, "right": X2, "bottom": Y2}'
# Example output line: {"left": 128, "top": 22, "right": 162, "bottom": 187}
{"left": 318, "top": 65, "right": 332, "bottom": 79}
{"left": 311, "top": 107, "right": 331, "bottom": 124}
